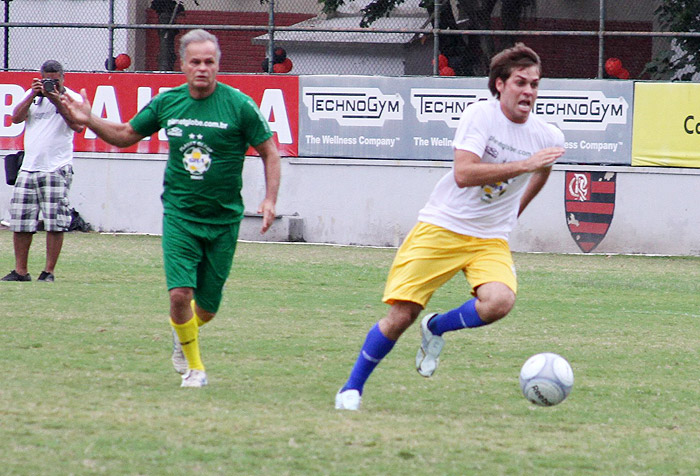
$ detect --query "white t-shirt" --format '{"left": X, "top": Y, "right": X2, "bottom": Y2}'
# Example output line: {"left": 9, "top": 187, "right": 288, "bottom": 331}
{"left": 418, "top": 99, "right": 565, "bottom": 240}
{"left": 20, "top": 87, "right": 82, "bottom": 172}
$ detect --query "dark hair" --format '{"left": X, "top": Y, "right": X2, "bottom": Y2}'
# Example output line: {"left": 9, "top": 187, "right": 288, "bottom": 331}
{"left": 488, "top": 43, "right": 541, "bottom": 98}
{"left": 40, "top": 60, "right": 64, "bottom": 75}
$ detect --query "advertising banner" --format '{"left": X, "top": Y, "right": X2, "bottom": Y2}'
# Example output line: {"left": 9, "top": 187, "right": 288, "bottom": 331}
{"left": 0, "top": 72, "right": 299, "bottom": 156}
{"left": 299, "top": 76, "right": 632, "bottom": 164}
{"left": 632, "top": 82, "right": 700, "bottom": 168}
{"left": 538, "top": 79, "right": 632, "bottom": 165}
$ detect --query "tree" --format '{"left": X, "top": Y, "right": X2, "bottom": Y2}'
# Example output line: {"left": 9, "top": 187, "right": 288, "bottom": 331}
{"left": 644, "top": 0, "right": 700, "bottom": 81}
{"left": 318, "top": 0, "right": 535, "bottom": 75}
{"left": 150, "top": 0, "right": 186, "bottom": 71}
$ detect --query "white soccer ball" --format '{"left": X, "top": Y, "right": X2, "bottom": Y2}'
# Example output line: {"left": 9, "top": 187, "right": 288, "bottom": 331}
{"left": 519, "top": 352, "right": 574, "bottom": 406}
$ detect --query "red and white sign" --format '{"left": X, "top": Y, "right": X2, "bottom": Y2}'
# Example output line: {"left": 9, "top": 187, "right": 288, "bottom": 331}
{"left": 564, "top": 171, "right": 617, "bottom": 253}
{"left": 0, "top": 72, "right": 299, "bottom": 156}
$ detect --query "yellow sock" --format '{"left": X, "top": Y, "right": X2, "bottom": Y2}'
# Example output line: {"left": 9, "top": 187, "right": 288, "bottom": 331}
{"left": 191, "top": 300, "right": 207, "bottom": 327}
{"left": 170, "top": 317, "right": 205, "bottom": 371}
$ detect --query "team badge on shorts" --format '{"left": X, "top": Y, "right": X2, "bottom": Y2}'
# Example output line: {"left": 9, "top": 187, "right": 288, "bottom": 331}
{"left": 564, "top": 171, "right": 616, "bottom": 253}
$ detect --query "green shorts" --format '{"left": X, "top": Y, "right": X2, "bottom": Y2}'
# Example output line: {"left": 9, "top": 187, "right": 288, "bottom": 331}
{"left": 162, "top": 214, "right": 240, "bottom": 313}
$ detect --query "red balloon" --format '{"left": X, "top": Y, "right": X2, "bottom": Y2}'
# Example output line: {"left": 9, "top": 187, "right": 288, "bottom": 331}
{"left": 115, "top": 54, "right": 131, "bottom": 71}
{"left": 273, "top": 58, "right": 293, "bottom": 74}
{"left": 439, "top": 66, "right": 455, "bottom": 76}
{"left": 605, "top": 57, "right": 622, "bottom": 77}
{"left": 616, "top": 68, "right": 630, "bottom": 80}
{"left": 280, "top": 58, "right": 293, "bottom": 73}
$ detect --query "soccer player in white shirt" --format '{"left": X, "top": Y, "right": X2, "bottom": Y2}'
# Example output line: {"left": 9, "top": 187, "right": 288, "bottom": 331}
{"left": 336, "top": 43, "right": 565, "bottom": 411}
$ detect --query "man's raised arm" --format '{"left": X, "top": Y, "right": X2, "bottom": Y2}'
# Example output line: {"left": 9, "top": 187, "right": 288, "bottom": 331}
{"left": 62, "top": 88, "right": 145, "bottom": 148}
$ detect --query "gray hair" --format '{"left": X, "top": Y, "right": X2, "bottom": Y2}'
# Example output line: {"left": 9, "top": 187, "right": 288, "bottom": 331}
{"left": 40, "top": 60, "right": 64, "bottom": 76}
{"left": 179, "top": 29, "right": 221, "bottom": 62}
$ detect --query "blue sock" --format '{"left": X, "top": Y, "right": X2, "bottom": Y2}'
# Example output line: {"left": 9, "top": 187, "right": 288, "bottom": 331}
{"left": 427, "top": 298, "right": 486, "bottom": 336}
{"left": 342, "top": 323, "right": 396, "bottom": 395}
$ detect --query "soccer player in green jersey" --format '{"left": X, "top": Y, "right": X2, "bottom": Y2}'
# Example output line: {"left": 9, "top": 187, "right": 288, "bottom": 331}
{"left": 62, "top": 29, "right": 281, "bottom": 388}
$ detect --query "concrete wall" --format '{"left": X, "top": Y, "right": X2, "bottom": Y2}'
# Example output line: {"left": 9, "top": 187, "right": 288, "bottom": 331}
{"left": 2, "top": 154, "right": 698, "bottom": 256}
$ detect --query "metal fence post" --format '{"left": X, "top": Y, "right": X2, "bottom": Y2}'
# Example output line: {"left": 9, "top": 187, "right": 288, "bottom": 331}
{"left": 598, "top": 0, "right": 605, "bottom": 78}
{"left": 3, "top": 0, "right": 10, "bottom": 70}
{"left": 267, "top": 0, "right": 275, "bottom": 73}
{"left": 433, "top": 0, "right": 440, "bottom": 76}
{"left": 108, "top": 0, "right": 115, "bottom": 70}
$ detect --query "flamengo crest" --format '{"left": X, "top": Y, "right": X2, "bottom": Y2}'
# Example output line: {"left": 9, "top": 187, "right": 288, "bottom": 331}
{"left": 564, "top": 171, "right": 616, "bottom": 253}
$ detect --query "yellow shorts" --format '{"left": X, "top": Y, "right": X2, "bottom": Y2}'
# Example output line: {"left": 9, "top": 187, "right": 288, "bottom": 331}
{"left": 383, "top": 222, "right": 517, "bottom": 307}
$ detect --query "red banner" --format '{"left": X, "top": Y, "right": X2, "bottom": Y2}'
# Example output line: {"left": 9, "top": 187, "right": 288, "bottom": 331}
{"left": 0, "top": 72, "right": 299, "bottom": 156}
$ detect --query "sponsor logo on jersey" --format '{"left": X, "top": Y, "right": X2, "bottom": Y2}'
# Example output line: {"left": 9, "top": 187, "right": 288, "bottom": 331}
{"left": 182, "top": 146, "right": 211, "bottom": 179}
{"left": 167, "top": 127, "right": 183, "bottom": 137}
{"left": 180, "top": 134, "right": 213, "bottom": 179}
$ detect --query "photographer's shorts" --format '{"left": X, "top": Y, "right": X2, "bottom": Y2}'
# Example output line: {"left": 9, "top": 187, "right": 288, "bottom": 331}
{"left": 383, "top": 222, "right": 518, "bottom": 308}
{"left": 9, "top": 164, "right": 73, "bottom": 233}
{"left": 161, "top": 213, "right": 240, "bottom": 314}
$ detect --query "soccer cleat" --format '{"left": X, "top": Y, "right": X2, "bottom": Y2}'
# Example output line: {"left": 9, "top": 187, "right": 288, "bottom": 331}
{"left": 415, "top": 312, "right": 444, "bottom": 378}
{"left": 181, "top": 369, "right": 208, "bottom": 388}
{"left": 335, "top": 388, "right": 361, "bottom": 411}
{"left": 171, "top": 329, "right": 188, "bottom": 375}
{"left": 37, "top": 271, "right": 55, "bottom": 282}
{"left": 1, "top": 270, "right": 31, "bottom": 281}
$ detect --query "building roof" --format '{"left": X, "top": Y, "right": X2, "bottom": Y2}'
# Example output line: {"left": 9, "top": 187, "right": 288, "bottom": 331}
{"left": 254, "top": 0, "right": 430, "bottom": 46}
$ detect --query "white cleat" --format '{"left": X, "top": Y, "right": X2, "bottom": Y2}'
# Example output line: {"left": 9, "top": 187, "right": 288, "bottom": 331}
{"left": 335, "top": 389, "right": 361, "bottom": 411}
{"left": 415, "top": 312, "right": 444, "bottom": 378}
{"left": 171, "top": 329, "right": 188, "bottom": 375}
{"left": 181, "top": 369, "right": 208, "bottom": 388}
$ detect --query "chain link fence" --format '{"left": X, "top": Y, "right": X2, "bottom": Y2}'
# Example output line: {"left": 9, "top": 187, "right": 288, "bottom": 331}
{"left": 1, "top": 0, "right": 697, "bottom": 80}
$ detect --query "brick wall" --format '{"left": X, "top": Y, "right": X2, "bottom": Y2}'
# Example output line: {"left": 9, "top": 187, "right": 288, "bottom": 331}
{"left": 494, "top": 19, "right": 653, "bottom": 79}
{"left": 144, "top": 11, "right": 652, "bottom": 79}
{"left": 144, "top": 11, "right": 313, "bottom": 73}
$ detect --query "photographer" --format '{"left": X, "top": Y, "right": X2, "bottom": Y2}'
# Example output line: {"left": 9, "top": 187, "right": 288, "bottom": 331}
{"left": 1, "top": 60, "right": 84, "bottom": 282}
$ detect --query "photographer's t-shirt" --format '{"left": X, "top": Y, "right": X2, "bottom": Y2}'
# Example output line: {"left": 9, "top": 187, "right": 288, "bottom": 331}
{"left": 21, "top": 87, "right": 82, "bottom": 172}
{"left": 130, "top": 82, "right": 272, "bottom": 225}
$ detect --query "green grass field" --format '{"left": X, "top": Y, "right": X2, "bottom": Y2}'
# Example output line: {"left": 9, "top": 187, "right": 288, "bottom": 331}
{"left": 2, "top": 229, "right": 700, "bottom": 475}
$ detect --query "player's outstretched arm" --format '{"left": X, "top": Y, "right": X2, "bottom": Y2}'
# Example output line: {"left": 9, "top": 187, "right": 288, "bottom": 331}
{"left": 518, "top": 166, "right": 552, "bottom": 217}
{"left": 61, "top": 88, "right": 144, "bottom": 148}
{"left": 453, "top": 147, "right": 564, "bottom": 188}
{"left": 252, "top": 137, "right": 281, "bottom": 234}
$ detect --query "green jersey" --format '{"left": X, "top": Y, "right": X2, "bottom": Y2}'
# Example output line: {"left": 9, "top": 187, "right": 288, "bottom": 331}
{"left": 130, "top": 83, "right": 273, "bottom": 224}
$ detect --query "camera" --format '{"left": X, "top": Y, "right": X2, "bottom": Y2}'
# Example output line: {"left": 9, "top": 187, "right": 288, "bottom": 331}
{"left": 41, "top": 78, "right": 59, "bottom": 94}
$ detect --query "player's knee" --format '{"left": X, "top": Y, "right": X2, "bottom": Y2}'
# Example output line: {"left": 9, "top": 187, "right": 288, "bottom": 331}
{"left": 169, "top": 287, "right": 193, "bottom": 308}
{"left": 381, "top": 301, "right": 422, "bottom": 339}
{"left": 479, "top": 290, "right": 515, "bottom": 321}
{"left": 491, "top": 296, "right": 515, "bottom": 320}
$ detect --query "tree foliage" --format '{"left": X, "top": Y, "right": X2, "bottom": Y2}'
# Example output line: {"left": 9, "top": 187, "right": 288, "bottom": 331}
{"left": 317, "top": 0, "right": 534, "bottom": 76}
{"left": 644, "top": 0, "right": 700, "bottom": 80}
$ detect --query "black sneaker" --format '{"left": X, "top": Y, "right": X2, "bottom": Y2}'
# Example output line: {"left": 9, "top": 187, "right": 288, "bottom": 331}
{"left": 1, "top": 270, "right": 31, "bottom": 281}
{"left": 37, "top": 271, "right": 55, "bottom": 282}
